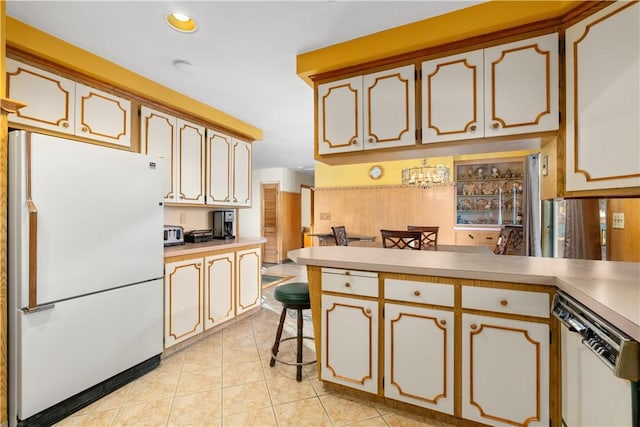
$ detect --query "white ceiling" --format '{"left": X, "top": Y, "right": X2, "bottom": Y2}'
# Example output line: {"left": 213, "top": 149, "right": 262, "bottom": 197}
{"left": 5, "top": 0, "right": 481, "bottom": 174}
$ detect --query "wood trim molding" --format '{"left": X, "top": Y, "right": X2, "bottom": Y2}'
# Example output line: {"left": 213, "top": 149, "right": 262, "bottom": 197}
{"left": 0, "top": 98, "right": 27, "bottom": 115}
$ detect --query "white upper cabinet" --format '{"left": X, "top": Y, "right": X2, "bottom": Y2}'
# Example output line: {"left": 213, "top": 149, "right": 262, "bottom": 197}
{"left": 318, "top": 64, "right": 415, "bottom": 155}
{"left": 206, "top": 129, "right": 252, "bottom": 207}
{"left": 564, "top": 1, "right": 640, "bottom": 193}
{"left": 422, "top": 33, "right": 558, "bottom": 144}
{"left": 484, "top": 33, "right": 559, "bottom": 137}
{"left": 422, "top": 50, "right": 484, "bottom": 143}
{"left": 6, "top": 58, "right": 131, "bottom": 148}
{"left": 176, "top": 119, "right": 206, "bottom": 204}
{"left": 141, "top": 106, "right": 205, "bottom": 204}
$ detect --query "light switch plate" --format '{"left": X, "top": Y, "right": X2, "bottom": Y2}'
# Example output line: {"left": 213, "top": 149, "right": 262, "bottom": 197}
{"left": 612, "top": 212, "right": 624, "bottom": 229}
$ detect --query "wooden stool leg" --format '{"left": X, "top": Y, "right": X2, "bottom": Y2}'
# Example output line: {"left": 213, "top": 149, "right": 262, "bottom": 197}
{"left": 270, "top": 307, "right": 288, "bottom": 368}
{"left": 296, "top": 307, "right": 303, "bottom": 381}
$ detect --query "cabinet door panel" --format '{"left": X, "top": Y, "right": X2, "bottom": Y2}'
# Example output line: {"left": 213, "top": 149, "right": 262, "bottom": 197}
{"left": 236, "top": 248, "right": 261, "bottom": 315}
{"left": 232, "top": 140, "right": 251, "bottom": 206}
{"left": 385, "top": 304, "right": 453, "bottom": 414}
{"left": 204, "top": 253, "right": 235, "bottom": 329}
{"left": 6, "top": 58, "right": 75, "bottom": 135}
{"left": 317, "top": 76, "right": 363, "bottom": 154}
{"left": 462, "top": 314, "right": 549, "bottom": 427}
{"left": 422, "top": 50, "right": 483, "bottom": 143}
{"left": 164, "top": 260, "right": 203, "bottom": 348}
{"left": 321, "top": 294, "right": 378, "bottom": 394}
{"left": 141, "top": 107, "right": 176, "bottom": 202}
{"left": 364, "top": 65, "right": 415, "bottom": 149}
{"left": 206, "top": 130, "right": 233, "bottom": 205}
{"left": 565, "top": 1, "right": 640, "bottom": 192}
{"left": 176, "top": 119, "right": 205, "bottom": 204}
{"left": 75, "top": 84, "right": 131, "bottom": 147}
{"left": 484, "top": 33, "right": 558, "bottom": 137}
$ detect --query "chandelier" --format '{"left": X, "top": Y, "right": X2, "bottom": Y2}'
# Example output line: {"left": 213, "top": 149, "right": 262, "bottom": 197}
{"left": 401, "top": 158, "right": 451, "bottom": 188}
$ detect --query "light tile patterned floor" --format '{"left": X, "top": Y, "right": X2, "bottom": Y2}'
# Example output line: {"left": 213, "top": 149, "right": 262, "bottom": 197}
{"left": 55, "top": 263, "right": 455, "bottom": 427}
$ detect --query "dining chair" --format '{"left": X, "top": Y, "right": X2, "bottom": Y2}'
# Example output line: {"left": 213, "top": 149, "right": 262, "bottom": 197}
{"left": 331, "top": 226, "right": 349, "bottom": 246}
{"left": 407, "top": 226, "right": 439, "bottom": 250}
{"left": 494, "top": 228, "right": 515, "bottom": 255}
{"left": 380, "top": 230, "right": 423, "bottom": 250}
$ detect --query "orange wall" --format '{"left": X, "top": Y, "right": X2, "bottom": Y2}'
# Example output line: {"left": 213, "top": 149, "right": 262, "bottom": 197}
{"left": 608, "top": 199, "right": 640, "bottom": 262}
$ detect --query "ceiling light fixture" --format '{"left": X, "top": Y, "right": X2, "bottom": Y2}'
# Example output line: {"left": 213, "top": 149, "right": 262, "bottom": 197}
{"left": 401, "top": 158, "right": 452, "bottom": 189}
{"left": 166, "top": 11, "right": 198, "bottom": 33}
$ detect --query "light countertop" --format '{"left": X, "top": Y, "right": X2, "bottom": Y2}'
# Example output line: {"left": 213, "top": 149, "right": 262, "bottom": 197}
{"left": 288, "top": 246, "right": 640, "bottom": 341}
{"left": 165, "top": 237, "right": 266, "bottom": 258}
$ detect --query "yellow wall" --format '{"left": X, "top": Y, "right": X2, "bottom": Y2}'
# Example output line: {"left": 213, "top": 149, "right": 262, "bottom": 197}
{"left": 297, "top": 1, "right": 578, "bottom": 84}
{"left": 5, "top": 18, "right": 262, "bottom": 141}
{"left": 315, "top": 150, "right": 535, "bottom": 188}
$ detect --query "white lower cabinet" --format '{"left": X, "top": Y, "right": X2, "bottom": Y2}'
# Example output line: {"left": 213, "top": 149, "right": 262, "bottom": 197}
{"left": 321, "top": 294, "right": 378, "bottom": 394}
{"left": 384, "top": 303, "right": 454, "bottom": 414}
{"left": 164, "top": 246, "right": 261, "bottom": 349}
{"left": 204, "top": 253, "right": 235, "bottom": 329}
{"left": 164, "top": 259, "right": 204, "bottom": 347}
{"left": 461, "top": 313, "right": 549, "bottom": 427}
{"left": 236, "top": 247, "right": 261, "bottom": 315}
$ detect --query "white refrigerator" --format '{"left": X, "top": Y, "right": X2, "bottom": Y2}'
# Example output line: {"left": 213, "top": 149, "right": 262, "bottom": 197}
{"left": 8, "top": 131, "right": 164, "bottom": 426}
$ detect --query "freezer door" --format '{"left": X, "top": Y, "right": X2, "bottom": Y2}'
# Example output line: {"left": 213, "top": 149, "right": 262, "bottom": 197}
{"left": 9, "top": 132, "right": 164, "bottom": 307}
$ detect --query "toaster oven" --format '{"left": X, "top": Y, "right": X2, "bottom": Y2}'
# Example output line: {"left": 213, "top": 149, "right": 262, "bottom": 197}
{"left": 164, "top": 225, "right": 184, "bottom": 246}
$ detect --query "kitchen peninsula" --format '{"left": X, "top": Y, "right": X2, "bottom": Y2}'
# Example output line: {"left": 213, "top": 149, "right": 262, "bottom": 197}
{"left": 288, "top": 246, "right": 640, "bottom": 427}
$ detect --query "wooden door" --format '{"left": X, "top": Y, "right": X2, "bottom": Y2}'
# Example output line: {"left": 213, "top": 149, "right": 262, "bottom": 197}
{"left": 384, "top": 303, "right": 454, "bottom": 414}
{"left": 262, "top": 183, "right": 279, "bottom": 263}
{"left": 422, "top": 50, "right": 483, "bottom": 143}
{"left": 461, "top": 313, "right": 549, "bottom": 427}
{"left": 321, "top": 294, "right": 378, "bottom": 394}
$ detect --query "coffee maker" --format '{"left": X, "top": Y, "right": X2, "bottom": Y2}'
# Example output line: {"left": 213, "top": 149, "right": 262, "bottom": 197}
{"left": 212, "top": 210, "right": 235, "bottom": 239}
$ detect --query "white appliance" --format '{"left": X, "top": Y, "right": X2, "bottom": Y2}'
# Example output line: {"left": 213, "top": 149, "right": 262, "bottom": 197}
{"left": 8, "top": 131, "right": 164, "bottom": 426}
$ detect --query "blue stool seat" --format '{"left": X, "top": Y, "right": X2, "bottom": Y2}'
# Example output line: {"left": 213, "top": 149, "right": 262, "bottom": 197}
{"left": 269, "top": 282, "right": 316, "bottom": 381}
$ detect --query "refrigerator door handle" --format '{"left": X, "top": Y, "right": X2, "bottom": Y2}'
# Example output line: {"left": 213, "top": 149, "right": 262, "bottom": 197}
{"left": 27, "top": 197, "right": 39, "bottom": 310}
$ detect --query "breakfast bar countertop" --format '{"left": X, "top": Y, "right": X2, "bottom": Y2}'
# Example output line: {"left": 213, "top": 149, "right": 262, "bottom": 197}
{"left": 164, "top": 237, "right": 266, "bottom": 258}
{"left": 288, "top": 246, "right": 640, "bottom": 342}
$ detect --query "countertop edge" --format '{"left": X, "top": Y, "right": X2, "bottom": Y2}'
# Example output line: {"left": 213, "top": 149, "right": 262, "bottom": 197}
{"left": 165, "top": 237, "right": 266, "bottom": 258}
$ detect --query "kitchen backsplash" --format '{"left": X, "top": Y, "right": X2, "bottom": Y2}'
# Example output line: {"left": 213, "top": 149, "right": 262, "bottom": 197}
{"left": 164, "top": 206, "right": 213, "bottom": 231}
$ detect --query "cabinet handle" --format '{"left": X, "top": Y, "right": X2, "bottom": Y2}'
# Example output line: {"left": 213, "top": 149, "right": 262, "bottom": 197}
{"left": 81, "top": 126, "right": 88, "bottom": 132}
{"left": 492, "top": 122, "right": 500, "bottom": 129}
{"left": 365, "top": 308, "right": 372, "bottom": 314}
{"left": 486, "top": 236, "right": 494, "bottom": 241}
{"left": 368, "top": 137, "right": 374, "bottom": 143}
{"left": 344, "top": 282, "right": 351, "bottom": 288}
{"left": 469, "top": 124, "right": 477, "bottom": 131}
{"left": 179, "top": 195, "right": 185, "bottom": 199}
{"left": 500, "top": 299, "right": 508, "bottom": 306}
{"left": 440, "top": 319, "right": 447, "bottom": 326}
{"left": 350, "top": 139, "right": 357, "bottom": 145}
{"left": 468, "top": 234, "right": 474, "bottom": 239}
{"left": 344, "top": 271, "right": 350, "bottom": 276}
{"left": 470, "top": 323, "right": 478, "bottom": 330}
{"left": 414, "top": 290, "right": 421, "bottom": 297}
{"left": 61, "top": 121, "right": 70, "bottom": 128}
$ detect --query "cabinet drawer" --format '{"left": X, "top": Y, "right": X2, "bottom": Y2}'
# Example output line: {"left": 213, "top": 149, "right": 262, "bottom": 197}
{"left": 384, "top": 279, "right": 454, "bottom": 307}
{"left": 477, "top": 231, "right": 499, "bottom": 247}
{"left": 462, "top": 286, "right": 550, "bottom": 318}
{"left": 455, "top": 230, "right": 477, "bottom": 246}
{"left": 322, "top": 268, "right": 378, "bottom": 297}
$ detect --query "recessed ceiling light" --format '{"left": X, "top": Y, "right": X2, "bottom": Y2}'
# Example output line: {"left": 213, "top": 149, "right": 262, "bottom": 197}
{"left": 166, "top": 11, "right": 198, "bottom": 33}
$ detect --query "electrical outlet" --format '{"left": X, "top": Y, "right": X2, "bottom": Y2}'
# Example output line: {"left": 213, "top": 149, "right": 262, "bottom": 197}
{"left": 612, "top": 212, "right": 624, "bottom": 229}
{"left": 319, "top": 213, "right": 331, "bottom": 221}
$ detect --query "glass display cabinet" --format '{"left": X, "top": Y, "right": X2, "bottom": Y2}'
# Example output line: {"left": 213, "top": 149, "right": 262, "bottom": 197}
{"left": 455, "top": 158, "right": 525, "bottom": 226}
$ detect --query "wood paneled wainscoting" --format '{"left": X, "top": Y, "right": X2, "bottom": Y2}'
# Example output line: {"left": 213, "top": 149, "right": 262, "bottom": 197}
{"left": 313, "top": 185, "right": 455, "bottom": 246}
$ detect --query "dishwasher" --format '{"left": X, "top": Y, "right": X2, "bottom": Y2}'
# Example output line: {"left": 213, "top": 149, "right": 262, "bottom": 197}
{"left": 552, "top": 291, "right": 639, "bottom": 427}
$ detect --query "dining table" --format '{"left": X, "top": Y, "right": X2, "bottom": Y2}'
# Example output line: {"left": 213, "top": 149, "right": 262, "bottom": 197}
{"left": 307, "top": 233, "right": 376, "bottom": 246}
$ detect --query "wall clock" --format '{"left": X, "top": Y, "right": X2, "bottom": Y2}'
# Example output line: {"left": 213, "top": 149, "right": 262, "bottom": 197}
{"left": 368, "top": 165, "right": 383, "bottom": 180}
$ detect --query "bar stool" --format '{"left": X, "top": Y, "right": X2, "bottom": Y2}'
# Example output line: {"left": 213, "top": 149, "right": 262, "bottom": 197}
{"left": 269, "top": 282, "right": 316, "bottom": 381}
